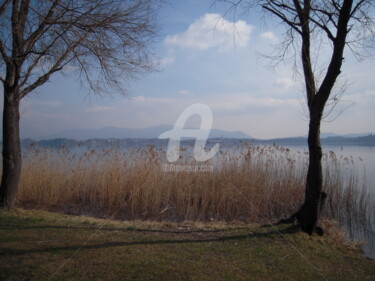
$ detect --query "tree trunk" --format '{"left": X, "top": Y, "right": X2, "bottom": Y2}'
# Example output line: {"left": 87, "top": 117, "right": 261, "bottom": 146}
{"left": 0, "top": 90, "right": 22, "bottom": 208}
{"left": 278, "top": 108, "right": 327, "bottom": 235}
{"left": 299, "top": 109, "right": 324, "bottom": 235}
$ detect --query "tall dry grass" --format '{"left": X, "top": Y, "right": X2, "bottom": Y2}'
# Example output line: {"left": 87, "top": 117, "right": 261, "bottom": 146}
{"left": 322, "top": 150, "right": 374, "bottom": 234}
{"left": 14, "top": 143, "right": 374, "bottom": 232}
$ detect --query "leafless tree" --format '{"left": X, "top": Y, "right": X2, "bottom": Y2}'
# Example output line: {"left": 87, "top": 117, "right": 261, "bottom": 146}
{"left": 218, "top": 0, "right": 374, "bottom": 234}
{"left": 0, "top": 0, "right": 160, "bottom": 208}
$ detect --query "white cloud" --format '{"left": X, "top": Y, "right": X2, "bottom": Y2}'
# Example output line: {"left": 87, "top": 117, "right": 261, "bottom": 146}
{"left": 206, "top": 93, "right": 300, "bottom": 114}
{"left": 165, "top": 13, "right": 254, "bottom": 52}
{"left": 159, "top": 56, "right": 175, "bottom": 66}
{"left": 19, "top": 99, "right": 62, "bottom": 121}
{"left": 19, "top": 88, "right": 375, "bottom": 139}
{"left": 178, "top": 90, "right": 190, "bottom": 95}
{"left": 274, "top": 78, "right": 296, "bottom": 90}
{"left": 260, "top": 31, "right": 278, "bottom": 42}
{"left": 85, "top": 106, "right": 114, "bottom": 113}
{"left": 21, "top": 100, "right": 62, "bottom": 108}
{"left": 124, "top": 94, "right": 303, "bottom": 138}
{"left": 62, "top": 65, "right": 77, "bottom": 74}
{"left": 321, "top": 90, "right": 375, "bottom": 134}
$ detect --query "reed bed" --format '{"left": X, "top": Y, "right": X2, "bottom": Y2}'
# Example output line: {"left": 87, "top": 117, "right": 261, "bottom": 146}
{"left": 14, "top": 143, "right": 374, "bottom": 233}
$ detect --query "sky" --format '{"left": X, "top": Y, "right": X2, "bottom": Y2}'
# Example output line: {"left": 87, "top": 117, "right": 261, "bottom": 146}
{"left": 5, "top": 0, "right": 374, "bottom": 139}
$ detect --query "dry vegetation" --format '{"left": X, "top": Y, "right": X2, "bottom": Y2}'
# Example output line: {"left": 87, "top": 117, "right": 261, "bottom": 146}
{"left": 14, "top": 143, "right": 374, "bottom": 235}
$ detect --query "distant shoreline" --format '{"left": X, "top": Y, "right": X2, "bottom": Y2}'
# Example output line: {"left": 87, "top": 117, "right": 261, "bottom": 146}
{"left": 253, "top": 135, "right": 375, "bottom": 147}
{"left": 7, "top": 134, "right": 374, "bottom": 149}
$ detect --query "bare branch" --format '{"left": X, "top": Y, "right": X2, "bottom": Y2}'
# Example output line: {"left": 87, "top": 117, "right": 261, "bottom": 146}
{"left": 350, "top": 0, "right": 367, "bottom": 18}
{"left": 17, "top": 0, "right": 30, "bottom": 40}
{"left": 0, "top": 40, "right": 10, "bottom": 63}
{"left": 0, "top": 0, "right": 160, "bottom": 98}
{"left": 23, "top": 0, "right": 62, "bottom": 54}
{"left": 19, "top": 29, "right": 91, "bottom": 98}
{"left": 309, "top": 9, "right": 336, "bottom": 41}
{"left": 0, "top": 0, "right": 11, "bottom": 16}
{"left": 263, "top": 4, "right": 302, "bottom": 34}
{"left": 315, "top": 0, "right": 354, "bottom": 111}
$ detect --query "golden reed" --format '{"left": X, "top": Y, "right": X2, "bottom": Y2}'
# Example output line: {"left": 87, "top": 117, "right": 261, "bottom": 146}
{"left": 14, "top": 143, "right": 373, "bottom": 231}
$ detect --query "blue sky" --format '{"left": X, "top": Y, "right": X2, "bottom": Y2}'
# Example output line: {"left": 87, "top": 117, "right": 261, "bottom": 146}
{"left": 10, "top": 0, "right": 375, "bottom": 139}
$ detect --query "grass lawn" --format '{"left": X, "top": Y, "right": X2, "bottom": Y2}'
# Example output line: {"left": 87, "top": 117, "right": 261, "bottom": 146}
{"left": 0, "top": 209, "right": 374, "bottom": 281}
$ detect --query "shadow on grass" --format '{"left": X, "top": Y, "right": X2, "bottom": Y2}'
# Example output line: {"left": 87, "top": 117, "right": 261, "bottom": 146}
{"left": 0, "top": 224, "right": 299, "bottom": 256}
{"left": 0, "top": 224, "right": 247, "bottom": 233}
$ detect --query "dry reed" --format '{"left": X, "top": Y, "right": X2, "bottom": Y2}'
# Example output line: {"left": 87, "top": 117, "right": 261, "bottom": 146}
{"left": 13, "top": 143, "right": 374, "bottom": 233}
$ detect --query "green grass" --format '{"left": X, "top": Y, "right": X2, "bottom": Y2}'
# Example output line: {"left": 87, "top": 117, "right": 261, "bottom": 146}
{"left": 0, "top": 209, "right": 374, "bottom": 281}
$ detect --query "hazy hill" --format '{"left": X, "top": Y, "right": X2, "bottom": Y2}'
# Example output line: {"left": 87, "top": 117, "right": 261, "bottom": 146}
{"left": 256, "top": 134, "right": 374, "bottom": 146}
{"left": 41, "top": 125, "right": 252, "bottom": 140}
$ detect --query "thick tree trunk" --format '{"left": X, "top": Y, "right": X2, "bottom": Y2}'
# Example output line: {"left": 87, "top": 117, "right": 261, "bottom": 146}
{"left": 0, "top": 91, "right": 22, "bottom": 208}
{"left": 278, "top": 109, "right": 327, "bottom": 235}
{"left": 299, "top": 110, "right": 324, "bottom": 235}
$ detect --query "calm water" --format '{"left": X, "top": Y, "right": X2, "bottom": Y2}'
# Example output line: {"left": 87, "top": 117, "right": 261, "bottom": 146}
{"left": 289, "top": 145, "right": 374, "bottom": 189}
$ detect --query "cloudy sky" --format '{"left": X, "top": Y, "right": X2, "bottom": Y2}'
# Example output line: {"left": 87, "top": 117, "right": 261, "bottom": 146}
{"left": 9, "top": 0, "right": 375, "bottom": 139}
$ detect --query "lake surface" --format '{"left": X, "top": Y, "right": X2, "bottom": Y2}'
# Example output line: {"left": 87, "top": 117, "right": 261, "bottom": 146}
{"left": 286, "top": 145, "right": 374, "bottom": 189}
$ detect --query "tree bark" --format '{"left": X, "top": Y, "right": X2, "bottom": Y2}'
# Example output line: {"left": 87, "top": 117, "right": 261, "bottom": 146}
{"left": 279, "top": 107, "right": 326, "bottom": 235}
{"left": 0, "top": 89, "right": 22, "bottom": 208}
{"left": 299, "top": 109, "right": 324, "bottom": 234}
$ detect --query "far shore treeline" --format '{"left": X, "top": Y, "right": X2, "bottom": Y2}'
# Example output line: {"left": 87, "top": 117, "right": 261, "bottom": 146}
{"left": 1, "top": 134, "right": 372, "bottom": 150}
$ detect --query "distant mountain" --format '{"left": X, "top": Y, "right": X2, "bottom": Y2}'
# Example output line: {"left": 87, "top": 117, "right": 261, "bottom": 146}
{"left": 21, "top": 134, "right": 374, "bottom": 150}
{"left": 340, "top": 132, "right": 373, "bottom": 138}
{"left": 208, "top": 129, "right": 250, "bottom": 139}
{"left": 300, "top": 132, "right": 373, "bottom": 138}
{"left": 256, "top": 134, "right": 374, "bottom": 146}
{"left": 43, "top": 125, "right": 170, "bottom": 140}
{"left": 320, "top": 132, "right": 340, "bottom": 138}
{"left": 40, "top": 125, "right": 252, "bottom": 140}
{"left": 320, "top": 132, "right": 373, "bottom": 138}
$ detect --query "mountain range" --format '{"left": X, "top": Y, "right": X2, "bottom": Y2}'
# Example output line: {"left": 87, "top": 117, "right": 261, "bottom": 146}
{"left": 40, "top": 125, "right": 252, "bottom": 140}
{"left": 27, "top": 125, "right": 373, "bottom": 144}
{"left": 15, "top": 125, "right": 373, "bottom": 148}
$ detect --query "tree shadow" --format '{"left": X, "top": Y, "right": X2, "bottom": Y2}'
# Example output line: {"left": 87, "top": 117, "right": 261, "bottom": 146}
{"left": 0, "top": 224, "right": 247, "bottom": 233}
{"left": 0, "top": 224, "right": 299, "bottom": 256}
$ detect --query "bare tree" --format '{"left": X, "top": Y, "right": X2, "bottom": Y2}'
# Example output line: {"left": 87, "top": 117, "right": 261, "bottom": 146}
{"left": 218, "top": 0, "right": 374, "bottom": 234}
{"left": 0, "top": 0, "right": 160, "bottom": 208}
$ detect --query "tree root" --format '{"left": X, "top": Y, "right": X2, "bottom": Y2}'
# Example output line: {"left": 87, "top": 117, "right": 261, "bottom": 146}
{"left": 277, "top": 191, "right": 327, "bottom": 236}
